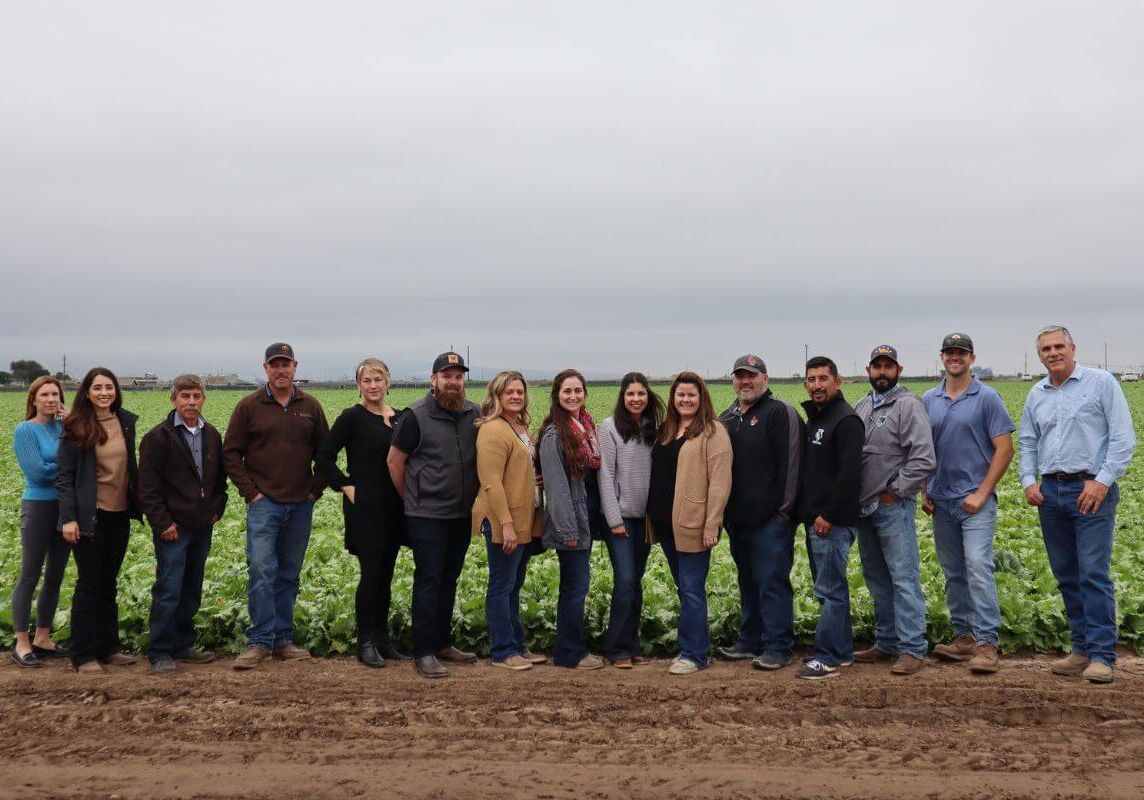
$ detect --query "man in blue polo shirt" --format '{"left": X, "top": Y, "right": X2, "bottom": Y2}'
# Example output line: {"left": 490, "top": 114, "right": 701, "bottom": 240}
{"left": 922, "top": 333, "right": 1014, "bottom": 674}
{"left": 1019, "top": 324, "right": 1135, "bottom": 684}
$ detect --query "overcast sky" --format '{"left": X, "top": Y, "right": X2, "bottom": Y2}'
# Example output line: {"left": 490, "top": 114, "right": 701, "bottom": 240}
{"left": 2, "top": 2, "right": 1142, "bottom": 381}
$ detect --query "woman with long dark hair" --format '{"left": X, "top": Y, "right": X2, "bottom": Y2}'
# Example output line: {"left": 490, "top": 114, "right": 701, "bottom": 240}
{"left": 316, "top": 358, "right": 407, "bottom": 667}
{"left": 9, "top": 376, "right": 72, "bottom": 667}
{"left": 537, "top": 369, "right": 604, "bottom": 669}
{"left": 597, "top": 372, "right": 664, "bottom": 668}
{"left": 473, "top": 371, "right": 545, "bottom": 670}
{"left": 647, "top": 371, "right": 732, "bottom": 675}
{"left": 57, "top": 367, "right": 141, "bottom": 673}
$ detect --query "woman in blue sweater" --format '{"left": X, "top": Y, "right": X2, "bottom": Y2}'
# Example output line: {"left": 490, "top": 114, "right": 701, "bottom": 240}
{"left": 10, "top": 376, "right": 72, "bottom": 667}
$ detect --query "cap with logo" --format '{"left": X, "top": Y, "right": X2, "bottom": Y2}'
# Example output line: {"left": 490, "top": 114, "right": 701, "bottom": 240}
{"left": 264, "top": 342, "right": 296, "bottom": 363}
{"left": 940, "top": 332, "right": 974, "bottom": 353}
{"left": 432, "top": 351, "right": 469, "bottom": 373}
{"left": 868, "top": 345, "right": 899, "bottom": 365}
{"left": 732, "top": 354, "right": 767, "bottom": 375}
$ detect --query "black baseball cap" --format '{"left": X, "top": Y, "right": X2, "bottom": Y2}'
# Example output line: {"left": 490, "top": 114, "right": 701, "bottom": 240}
{"left": 264, "top": 342, "right": 296, "bottom": 362}
{"left": 732, "top": 354, "right": 767, "bottom": 375}
{"left": 868, "top": 345, "right": 899, "bottom": 365}
{"left": 940, "top": 332, "right": 974, "bottom": 353}
{"left": 432, "top": 351, "right": 469, "bottom": 373}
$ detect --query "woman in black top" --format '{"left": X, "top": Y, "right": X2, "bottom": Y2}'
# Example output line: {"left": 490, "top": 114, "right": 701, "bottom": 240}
{"left": 316, "top": 358, "right": 407, "bottom": 667}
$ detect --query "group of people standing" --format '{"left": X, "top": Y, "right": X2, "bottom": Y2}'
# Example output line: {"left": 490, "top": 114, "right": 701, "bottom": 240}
{"left": 8, "top": 324, "right": 1135, "bottom": 684}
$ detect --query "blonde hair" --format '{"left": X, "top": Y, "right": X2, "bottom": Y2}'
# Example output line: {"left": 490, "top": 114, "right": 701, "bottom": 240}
{"left": 476, "top": 371, "right": 530, "bottom": 428}
{"left": 355, "top": 357, "right": 390, "bottom": 383}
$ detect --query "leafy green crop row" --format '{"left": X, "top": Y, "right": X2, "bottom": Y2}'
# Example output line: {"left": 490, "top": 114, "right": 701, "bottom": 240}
{"left": 2, "top": 380, "right": 1142, "bottom": 655}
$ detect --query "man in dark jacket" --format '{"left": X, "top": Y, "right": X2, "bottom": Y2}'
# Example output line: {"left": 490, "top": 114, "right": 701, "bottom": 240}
{"left": 387, "top": 351, "right": 480, "bottom": 679}
{"left": 224, "top": 343, "right": 330, "bottom": 670}
{"left": 717, "top": 354, "right": 803, "bottom": 670}
{"left": 795, "top": 357, "right": 864, "bottom": 680}
{"left": 138, "top": 374, "right": 228, "bottom": 674}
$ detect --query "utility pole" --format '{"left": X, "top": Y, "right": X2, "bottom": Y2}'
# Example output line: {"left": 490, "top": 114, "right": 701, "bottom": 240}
{"left": 803, "top": 343, "right": 808, "bottom": 369}
{"left": 60, "top": 354, "right": 67, "bottom": 379}
{"left": 1104, "top": 342, "right": 1108, "bottom": 371}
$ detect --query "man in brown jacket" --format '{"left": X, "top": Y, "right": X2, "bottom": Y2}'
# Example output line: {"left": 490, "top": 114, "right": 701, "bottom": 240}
{"left": 224, "top": 343, "right": 329, "bottom": 669}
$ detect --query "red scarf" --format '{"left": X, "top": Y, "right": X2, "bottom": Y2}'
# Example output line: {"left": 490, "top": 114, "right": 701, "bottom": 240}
{"left": 572, "top": 410, "right": 601, "bottom": 471}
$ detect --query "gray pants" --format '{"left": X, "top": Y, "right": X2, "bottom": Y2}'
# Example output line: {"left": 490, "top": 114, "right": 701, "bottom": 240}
{"left": 11, "top": 500, "right": 72, "bottom": 632}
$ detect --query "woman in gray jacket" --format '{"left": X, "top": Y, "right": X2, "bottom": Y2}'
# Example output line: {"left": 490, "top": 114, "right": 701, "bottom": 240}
{"left": 538, "top": 369, "right": 604, "bottom": 670}
{"left": 597, "top": 372, "right": 664, "bottom": 668}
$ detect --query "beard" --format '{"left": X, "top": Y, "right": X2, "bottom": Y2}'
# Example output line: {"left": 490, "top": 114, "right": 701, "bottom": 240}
{"left": 435, "top": 386, "right": 465, "bottom": 412}
{"left": 869, "top": 374, "right": 899, "bottom": 393}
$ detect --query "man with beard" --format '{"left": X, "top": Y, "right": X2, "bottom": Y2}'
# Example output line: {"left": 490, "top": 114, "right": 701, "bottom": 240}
{"left": 796, "top": 357, "right": 864, "bottom": 679}
{"left": 1020, "top": 325, "right": 1135, "bottom": 683}
{"left": 852, "top": 345, "right": 935, "bottom": 675}
{"left": 716, "top": 354, "right": 803, "bottom": 671}
{"left": 387, "top": 352, "right": 480, "bottom": 678}
{"left": 921, "top": 334, "right": 1014, "bottom": 674}
{"left": 224, "top": 343, "right": 330, "bottom": 670}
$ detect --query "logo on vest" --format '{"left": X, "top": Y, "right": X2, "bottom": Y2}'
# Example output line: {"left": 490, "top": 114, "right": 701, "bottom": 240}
{"left": 876, "top": 414, "right": 888, "bottom": 427}
{"left": 812, "top": 428, "right": 825, "bottom": 445}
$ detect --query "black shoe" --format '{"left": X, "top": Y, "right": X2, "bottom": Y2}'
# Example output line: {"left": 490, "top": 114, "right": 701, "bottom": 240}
{"left": 32, "top": 643, "right": 69, "bottom": 659}
{"left": 9, "top": 649, "right": 43, "bottom": 669}
{"left": 716, "top": 644, "right": 761, "bottom": 661}
{"left": 172, "top": 647, "right": 216, "bottom": 664}
{"left": 414, "top": 655, "right": 448, "bottom": 679}
{"left": 377, "top": 641, "right": 411, "bottom": 661}
{"left": 357, "top": 642, "right": 386, "bottom": 668}
{"left": 752, "top": 652, "right": 794, "bottom": 671}
{"left": 150, "top": 655, "right": 176, "bottom": 675}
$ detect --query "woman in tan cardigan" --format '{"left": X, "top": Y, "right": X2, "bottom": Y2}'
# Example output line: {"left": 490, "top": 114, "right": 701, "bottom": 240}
{"left": 473, "top": 371, "right": 545, "bottom": 670}
{"left": 646, "top": 371, "right": 732, "bottom": 675}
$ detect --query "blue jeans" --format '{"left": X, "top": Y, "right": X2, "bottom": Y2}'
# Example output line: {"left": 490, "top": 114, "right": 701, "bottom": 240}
{"left": 484, "top": 523, "right": 533, "bottom": 661}
{"left": 245, "top": 498, "right": 314, "bottom": 650}
{"left": 407, "top": 516, "right": 472, "bottom": 658}
{"left": 931, "top": 495, "right": 1000, "bottom": 645}
{"left": 554, "top": 548, "right": 591, "bottom": 667}
{"left": 727, "top": 518, "right": 795, "bottom": 657}
{"left": 149, "top": 525, "right": 212, "bottom": 659}
{"left": 1038, "top": 479, "right": 1120, "bottom": 666}
{"left": 603, "top": 518, "right": 651, "bottom": 660}
{"left": 806, "top": 523, "right": 856, "bottom": 667}
{"left": 855, "top": 499, "right": 928, "bottom": 659}
{"left": 658, "top": 523, "right": 712, "bottom": 666}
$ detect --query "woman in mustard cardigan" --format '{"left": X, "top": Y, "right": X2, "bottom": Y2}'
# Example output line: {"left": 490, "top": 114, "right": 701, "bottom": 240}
{"left": 473, "top": 371, "right": 545, "bottom": 670}
{"left": 647, "top": 371, "right": 733, "bottom": 675}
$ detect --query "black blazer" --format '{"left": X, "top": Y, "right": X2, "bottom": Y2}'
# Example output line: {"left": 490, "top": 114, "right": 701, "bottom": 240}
{"left": 56, "top": 408, "right": 141, "bottom": 537}
{"left": 138, "top": 410, "right": 228, "bottom": 535}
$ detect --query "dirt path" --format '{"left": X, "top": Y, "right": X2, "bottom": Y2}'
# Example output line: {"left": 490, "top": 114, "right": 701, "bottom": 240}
{"left": 2, "top": 653, "right": 1143, "bottom": 799}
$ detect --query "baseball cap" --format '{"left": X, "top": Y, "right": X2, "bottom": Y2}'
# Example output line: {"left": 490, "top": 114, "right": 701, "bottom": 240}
{"left": 432, "top": 351, "right": 469, "bottom": 373}
{"left": 264, "top": 342, "right": 296, "bottom": 362}
{"left": 868, "top": 345, "right": 899, "bottom": 365}
{"left": 940, "top": 332, "right": 974, "bottom": 353}
{"left": 732, "top": 354, "right": 767, "bottom": 375}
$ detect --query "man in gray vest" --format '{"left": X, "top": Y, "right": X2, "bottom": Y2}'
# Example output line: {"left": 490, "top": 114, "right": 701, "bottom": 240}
{"left": 387, "top": 352, "right": 480, "bottom": 678}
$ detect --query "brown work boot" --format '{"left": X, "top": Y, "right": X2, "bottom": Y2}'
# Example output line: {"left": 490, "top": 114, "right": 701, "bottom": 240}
{"left": 1081, "top": 661, "right": 1114, "bottom": 684}
{"left": 890, "top": 654, "right": 923, "bottom": 675}
{"left": 273, "top": 643, "right": 312, "bottom": 661}
{"left": 102, "top": 651, "right": 139, "bottom": 666}
{"left": 932, "top": 635, "right": 976, "bottom": 662}
{"left": 967, "top": 643, "right": 1000, "bottom": 674}
{"left": 233, "top": 645, "right": 271, "bottom": 670}
{"left": 853, "top": 645, "right": 895, "bottom": 663}
{"left": 1050, "top": 652, "right": 1089, "bottom": 676}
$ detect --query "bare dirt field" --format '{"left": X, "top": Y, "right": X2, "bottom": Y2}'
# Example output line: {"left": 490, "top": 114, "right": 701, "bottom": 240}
{"left": 2, "top": 652, "right": 1143, "bottom": 800}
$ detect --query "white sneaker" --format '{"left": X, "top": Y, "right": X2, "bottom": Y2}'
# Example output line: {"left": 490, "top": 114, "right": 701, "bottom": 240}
{"left": 668, "top": 657, "right": 701, "bottom": 675}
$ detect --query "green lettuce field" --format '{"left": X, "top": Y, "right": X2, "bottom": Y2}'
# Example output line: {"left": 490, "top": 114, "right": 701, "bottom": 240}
{"left": 2, "top": 380, "right": 1141, "bottom": 655}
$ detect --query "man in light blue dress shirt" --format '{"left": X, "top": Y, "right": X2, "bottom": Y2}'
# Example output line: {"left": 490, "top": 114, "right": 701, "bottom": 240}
{"left": 1019, "top": 325, "right": 1136, "bottom": 684}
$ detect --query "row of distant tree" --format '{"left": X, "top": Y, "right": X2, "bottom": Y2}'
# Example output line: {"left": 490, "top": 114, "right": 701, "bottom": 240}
{"left": 0, "top": 360, "right": 70, "bottom": 386}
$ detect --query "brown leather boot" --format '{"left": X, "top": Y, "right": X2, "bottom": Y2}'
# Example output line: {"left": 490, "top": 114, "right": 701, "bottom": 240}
{"left": 853, "top": 645, "right": 895, "bottom": 663}
{"left": 1050, "top": 652, "right": 1089, "bottom": 676}
{"left": 890, "top": 654, "right": 923, "bottom": 675}
{"left": 932, "top": 635, "right": 976, "bottom": 662}
{"left": 967, "top": 643, "right": 1000, "bottom": 674}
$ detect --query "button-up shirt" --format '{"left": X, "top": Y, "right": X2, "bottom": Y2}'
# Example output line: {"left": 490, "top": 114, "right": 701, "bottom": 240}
{"left": 922, "top": 377, "right": 1014, "bottom": 500}
{"left": 1018, "top": 365, "right": 1135, "bottom": 489}
{"left": 174, "top": 415, "right": 205, "bottom": 478}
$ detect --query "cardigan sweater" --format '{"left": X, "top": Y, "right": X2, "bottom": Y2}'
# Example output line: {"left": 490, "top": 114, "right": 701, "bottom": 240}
{"left": 471, "top": 417, "right": 542, "bottom": 543}
{"left": 646, "top": 423, "right": 733, "bottom": 553}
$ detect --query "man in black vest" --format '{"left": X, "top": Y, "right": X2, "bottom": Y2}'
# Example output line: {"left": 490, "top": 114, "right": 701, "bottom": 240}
{"left": 138, "top": 374, "right": 229, "bottom": 674}
{"left": 717, "top": 354, "right": 803, "bottom": 671}
{"left": 387, "top": 352, "right": 480, "bottom": 678}
{"left": 795, "top": 357, "right": 864, "bottom": 679}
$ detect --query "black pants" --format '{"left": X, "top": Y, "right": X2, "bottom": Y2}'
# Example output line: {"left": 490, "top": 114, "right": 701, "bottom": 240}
{"left": 355, "top": 538, "right": 402, "bottom": 646}
{"left": 406, "top": 516, "right": 471, "bottom": 657}
{"left": 70, "top": 510, "right": 130, "bottom": 667}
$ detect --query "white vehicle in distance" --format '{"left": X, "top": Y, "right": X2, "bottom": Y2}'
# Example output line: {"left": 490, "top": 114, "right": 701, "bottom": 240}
{"left": 1120, "top": 372, "right": 1140, "bottom": 382}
